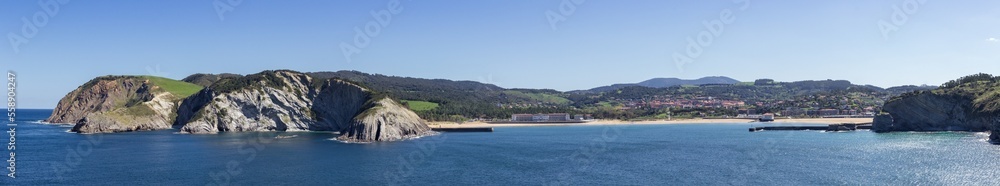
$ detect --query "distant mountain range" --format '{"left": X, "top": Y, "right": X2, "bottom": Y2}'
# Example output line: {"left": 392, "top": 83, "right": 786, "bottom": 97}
{"left": 580, "top": 76, "right": 742, "bottom": 93}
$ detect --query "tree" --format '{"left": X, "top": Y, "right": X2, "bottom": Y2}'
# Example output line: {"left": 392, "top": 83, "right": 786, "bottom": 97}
{"left": 754, "top": 79, "right": 775, "bottom": 86}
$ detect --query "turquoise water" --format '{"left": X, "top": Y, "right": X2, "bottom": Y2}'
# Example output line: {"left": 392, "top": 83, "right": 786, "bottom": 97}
{"left": 3, "top": 109, "right": 999, "bottom": 185}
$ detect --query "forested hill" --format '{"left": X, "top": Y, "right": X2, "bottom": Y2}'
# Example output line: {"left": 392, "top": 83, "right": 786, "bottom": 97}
{"left": 182, "top": 70, "right": 937, "bottom": 121}
{"left": 307, "top": 71, "right": 571, "bottom": 121}
{"left": 582, "top": 76, "right": 741, "bottom": 93}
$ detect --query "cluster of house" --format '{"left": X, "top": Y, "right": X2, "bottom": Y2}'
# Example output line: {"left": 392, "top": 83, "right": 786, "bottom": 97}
{"left": 511, "top": 113, "right": 593, "bottom": 122}
{"left": 780, "top": 107, "right": 876, "bottom": 117}
{"left": 735, "top": 107, "right": 877, "bottom": 118}
{"left": 621, "top": 97, "right": 746, "bottom": 110}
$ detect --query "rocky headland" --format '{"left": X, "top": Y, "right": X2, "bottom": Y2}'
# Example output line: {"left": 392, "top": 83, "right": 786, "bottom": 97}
{"left": 46, "top": 76, "right": 196, "bottom": 133}
{"left": 872, "top": 73, "right": 1000, "bottom": 144}
{"left": 46, "top": 70, "right": 433, "bottom": 142}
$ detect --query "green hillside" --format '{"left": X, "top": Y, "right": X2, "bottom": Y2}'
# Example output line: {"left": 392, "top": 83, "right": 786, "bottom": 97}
{"left": 401, "top": 100, "right": 440, "bottom": 111}
{"left": 141, "top": 76, "right": 204, "bottom": 99}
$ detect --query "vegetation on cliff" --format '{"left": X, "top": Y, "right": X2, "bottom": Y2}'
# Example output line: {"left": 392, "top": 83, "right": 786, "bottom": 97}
{"left": 875, "top": 73, "right": 999, "bottom": 140}
{"left": 940, "top": 73, "right": 1000, "bottom": 114}
{"left": 142, "top": 76, "right": 204, "bottom": 99}
{"left": 892, "top": 73, "right": 1000, "bottom": 115}
{"left": 181, "top": 73, "right": 243, "bottom": 87}
{"left": 48, "top": 75, "right": 203, "bottom": 133}
{"left": 299, "top": 71, "right": 939, "bottom": 121}
{"left": 208, "top": 70, "right": 290, "bottom": 93}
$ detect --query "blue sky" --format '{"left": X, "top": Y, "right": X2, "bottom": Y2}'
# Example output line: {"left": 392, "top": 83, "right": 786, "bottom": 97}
{"left": 2, "top": 0, "right": 999, "bottom": 108}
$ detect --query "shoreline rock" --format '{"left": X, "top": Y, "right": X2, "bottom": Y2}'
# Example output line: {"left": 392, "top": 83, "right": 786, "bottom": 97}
{"left": 174, "top": 71, "right": 433, "bottom": 142}
{"left": 41, "top": 70, "right": 436, "bottom": 142}
{"left": 873, "top": 74, "right": 1000, "bottom": 145}
{"left": 46, "top": 76, "right": 180, "bottom": 133}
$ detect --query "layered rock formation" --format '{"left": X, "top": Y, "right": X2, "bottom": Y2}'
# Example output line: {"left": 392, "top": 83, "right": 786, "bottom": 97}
{"left": 174, "top": 71, "right": 432, "bottom": 142}
{"left": 46, "top": 76, "right": 192, "bottom": 133}
{"left": 873, "top": 74, "right": 1000, "bottom": 144}
{"left": 48, "top": 70, "right": 433, "bottom": 142}
{"left": 338, "top": 98, "right": 433, "bottom": 142}
{"left": 873, "top": 93, "right": 992, "bottom": 132}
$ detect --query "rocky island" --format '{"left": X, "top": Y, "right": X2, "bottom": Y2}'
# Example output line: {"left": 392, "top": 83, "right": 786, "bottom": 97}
{"left": 872, "top": 73, "right": 1000, "bottom": 144}
{"left": 45, "top": 70, "right": 434, "bottom": 142}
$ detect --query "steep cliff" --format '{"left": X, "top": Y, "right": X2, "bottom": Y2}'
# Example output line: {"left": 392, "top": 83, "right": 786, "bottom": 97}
{"left": 49, "top": 70, "right": 433, "bottom": 142}
{"left": 338, "top": 98, "right": 433, "bottom": 142}
{"left": 174, "top": 70, "right": 433, "bottom": 142}
{"left": 46, "top": 76, "right": 203, "bottom": 133}
{"left": 873, "top": 73, "right": 1000, "bottom": 144}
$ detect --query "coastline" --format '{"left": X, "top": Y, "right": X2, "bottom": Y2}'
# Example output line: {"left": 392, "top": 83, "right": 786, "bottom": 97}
{"left": 429, "top": 118, "right": 873, "bottom": 128}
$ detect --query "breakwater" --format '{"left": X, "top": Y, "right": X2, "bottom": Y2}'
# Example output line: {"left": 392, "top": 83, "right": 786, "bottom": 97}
{"left": 432, "top": 127, "right": 494, "bottom": 132}
{"left": 749, "top": 123, "right": 872, "bottom": 132}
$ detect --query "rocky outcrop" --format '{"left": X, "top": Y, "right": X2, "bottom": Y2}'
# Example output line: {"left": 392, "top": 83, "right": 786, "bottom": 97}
{"left": 991, "top": 129, "right": 999, "bottom": 144}
{"left": 338, "top": 98, "right": 433, "bottom": 142}
{"left": 175, "top": 70, "right": 432, "bottom": 142}
{"left": 990, "top": 129, "right": 1000, "bottom": 145}
{"left": 871, "top": 114, "right": 894, "bottom": 132}
{"left": 873, "top": 92, "right": 992, "bottom": 132}
{"left": 46, "top": 76, "right": 192, "bottom": 133}
{"left": 49, "top": 70, "right": 435, "bottom": 142}
{"left": 873, "top": 74, "right": 1000, "bottom": 144}
{"left": 177, "top": 71, "right": 322, "bottom": 133}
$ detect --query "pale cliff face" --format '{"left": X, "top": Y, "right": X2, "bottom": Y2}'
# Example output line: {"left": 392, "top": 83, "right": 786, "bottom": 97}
{"left": 174, "top": 70, "right": 432, "bottom": 142}
{"left": 338, "top": 98, "right": 433, "bottom": 142}
{"left": 179, "top": 72, "right": 322, "bottom": 133}
{"left": 48, "top": 71, "right": 432, "bottom": 142}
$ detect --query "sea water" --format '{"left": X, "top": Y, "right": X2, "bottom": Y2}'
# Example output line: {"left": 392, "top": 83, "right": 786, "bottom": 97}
{"left": 3, "top": 109, "right": 998, "bottom": 185}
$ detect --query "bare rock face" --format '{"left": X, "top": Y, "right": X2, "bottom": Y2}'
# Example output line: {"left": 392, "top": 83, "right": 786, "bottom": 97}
{"left": 874, "top": 77, "right": 1000, "bottom": 145}
{"left": 875, "top": 92, "right": 992, "bottom": 132}
{"left": 47, "top": 76, "right": 185, "bottom": 133}
{"left": 871, "top": 114, "right": 894, "bottom": 133}
{"left": 47, "top": 77, "right": 149, "bottom": 124}
{"left": 178, "top": 71, "right": 321, "bottom": 133}
{"left": 175, "top": 70, "right": 432, "bottom": 142}
{"left": 992, "top": 129, "right": 999, "bottom": 144}
{"left": 338, "top": 98, "right": 434, "bottom": 142}
{"left": 49, "top": 71, "right": 432, "bottom": 142}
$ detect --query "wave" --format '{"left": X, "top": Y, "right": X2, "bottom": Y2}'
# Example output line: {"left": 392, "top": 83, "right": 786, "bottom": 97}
{"left": 328, "top": 131, "right": 441, "bottom": 144}
{"left": 29, "top": 120, "right": 73, "bottom": 125}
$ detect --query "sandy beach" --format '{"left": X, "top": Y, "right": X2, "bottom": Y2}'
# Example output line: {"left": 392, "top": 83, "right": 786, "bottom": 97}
{"left": 429, "top": 118, "right": 874, "bottom": 129}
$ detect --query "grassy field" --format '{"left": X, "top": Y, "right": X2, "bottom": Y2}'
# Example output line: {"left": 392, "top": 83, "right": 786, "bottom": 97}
{"left": 142, "top": 76, "right": 204, "bottom": 98}
{"left": 400, "top": 100, "right": 440, "bottom": 111}
{"left": 503, "top": 90, "right": 571, "bottom": 105}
